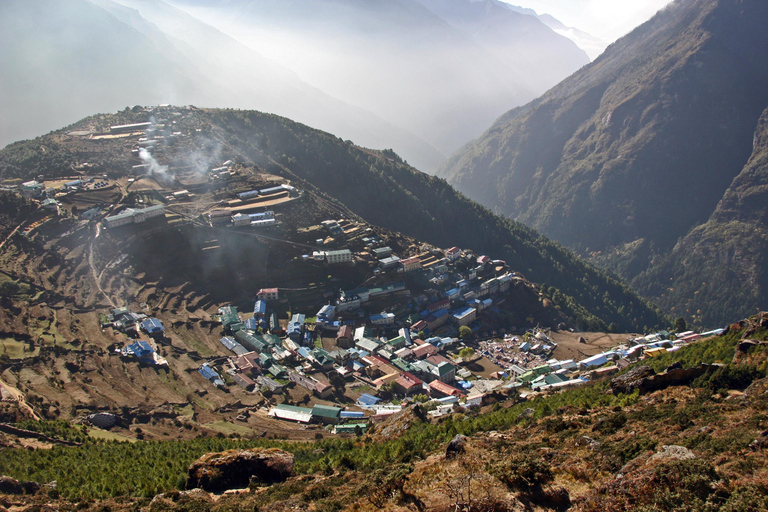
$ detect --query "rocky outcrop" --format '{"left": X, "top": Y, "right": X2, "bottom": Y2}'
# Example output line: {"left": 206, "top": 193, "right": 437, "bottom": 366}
{"left": 0, "top": 476, "right": 40, "bottom": 495}
{"left": 186, "top": 448, "right": 294, "bottom": 492}
{"left": 370, "top": 404, "right": 425, "bottom": 442}
{"left": 610, "top": 365, "right": 655, "bottom": 395}
{"left": 610, "top": 364, "right": 719, "bottom": 395}
{"left": 733, "top": 340, "right": 768, "bottom": 364}
{"left": 649, "top": 445, "right": 696, "bottom": 462}
{"left": 445, "top": 434, "right": 466, "bottom": 459}
{"left": 149, "top": 488, "right": 213, "bottom": 512}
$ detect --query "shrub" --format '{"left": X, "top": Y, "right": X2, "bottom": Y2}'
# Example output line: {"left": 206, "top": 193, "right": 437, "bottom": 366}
{"left": 491, "top": 454, "right": 553, "bottom": 493}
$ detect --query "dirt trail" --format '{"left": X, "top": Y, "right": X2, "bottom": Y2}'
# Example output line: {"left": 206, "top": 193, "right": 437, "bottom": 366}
{"left": 0, "top": 218, "right": 28, "bottom": 252}
{"left": 0, "top": 378, "right": 41, "bottom": 421}
{"left": 88, "top": 225, "right": 116, "bottom": 308}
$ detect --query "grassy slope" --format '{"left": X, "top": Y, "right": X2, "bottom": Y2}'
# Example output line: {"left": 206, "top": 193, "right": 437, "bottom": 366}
{"left": 1, "top": 314, "right": 767, "bottom": 509}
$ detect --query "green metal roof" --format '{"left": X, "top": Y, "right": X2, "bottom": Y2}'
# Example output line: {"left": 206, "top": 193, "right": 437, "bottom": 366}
{"left": 334, "top": 423, "right": 368, "bottom": 433}
{"left": 436, "top": 361, "right": 456, "bottom": 376}
{"left": 312, "top": 404, "right": 342, "bottom": 418}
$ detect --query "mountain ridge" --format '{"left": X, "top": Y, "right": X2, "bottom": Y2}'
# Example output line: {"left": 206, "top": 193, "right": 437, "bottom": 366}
{"left": 0, "top": 105, "right": 669, "bottom": 333}
{"left": 0, "top": 0, "right": 445, "bottom": 171}
{"left": 169, "top": 0, "right": 589, "bottom": 157}
{"left": 437, "top": 0, "right": 768, "bottom": 325}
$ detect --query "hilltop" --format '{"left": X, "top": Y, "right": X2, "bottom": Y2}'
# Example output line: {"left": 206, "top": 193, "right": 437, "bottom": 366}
{"left": 0, "top": 104, "right": 675, "bottom": 447}
{"left": 0, "top": 106, "right": 668, "bottom": 333}
{"left": 437, "top": 0, "right": 768, "bottom": 326}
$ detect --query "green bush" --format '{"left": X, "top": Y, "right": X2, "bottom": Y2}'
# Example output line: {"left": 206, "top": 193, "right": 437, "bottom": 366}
{"left": 491, "top": 454, "right": 553, "bottom": 493}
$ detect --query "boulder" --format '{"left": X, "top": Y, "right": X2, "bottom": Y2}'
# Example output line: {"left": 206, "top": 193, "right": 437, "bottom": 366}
{"left": 649, "top": 445, "right": 696, "bottom": 462}
{"left": 517, "top": 408, "right": 535, "bottom": 420}
{"left": 186, "top": 448, "right": 294, "bottom": 492}
{"left": 610, "top": 365, "right": 655, "bottom": 395}
{"left": 87, "top": 412, "right": 117, "bottom": 429}
{"left": 745, "top": 378, "right": 768, "bottom": 402}
{"left": 445, "top": 434, "right": 466, "bottom": 459}
{"left": 733, "top": 340, "right": 768, "bottom": 364}
{"left": 0, "top": 476, "right": 40, "bottom": 495}
{"left": 665, "top": 362, "right": 683, "bottom": 372}
{"left": 645, "top": 365, "right": 716, "bottom": 392}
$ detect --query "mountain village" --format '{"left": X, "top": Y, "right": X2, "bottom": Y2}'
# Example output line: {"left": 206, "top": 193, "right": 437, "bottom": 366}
{"left": 3, "top": 113, "right": 726, "bottom": 436}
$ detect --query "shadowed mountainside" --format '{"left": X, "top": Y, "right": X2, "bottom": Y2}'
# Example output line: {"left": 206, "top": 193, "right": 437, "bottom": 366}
{"left": 438, "top": 0, "right": 768, "bottom": 325}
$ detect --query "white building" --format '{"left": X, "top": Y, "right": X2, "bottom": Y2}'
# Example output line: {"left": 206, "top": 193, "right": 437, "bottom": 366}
{"left": 370, "top": 312, "right": 396, "bottom": 326}
{"left": 256, "top": 288, "right": 279, "bottom": 300}
{"left": 232, "top": 213, "right": 251, "bottom": 226}
{"left": 104, "top": 205, "right": 165, "bottom": 228}
{"left": 326, "top": 249, "right": 352, "bottom": 264}
{"left": 401, "top": 256, "right": 422, "bottom": 272}
{"left": 445, "top": 246, "right": 461, "bottom": 262}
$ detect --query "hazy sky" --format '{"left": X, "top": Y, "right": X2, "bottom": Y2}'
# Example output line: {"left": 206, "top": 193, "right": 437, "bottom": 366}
{"left": 508, "top": 0, "right": 675, "bottom": 42}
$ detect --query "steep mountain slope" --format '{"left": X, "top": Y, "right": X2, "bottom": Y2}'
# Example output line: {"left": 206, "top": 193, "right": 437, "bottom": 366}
{"left": 0, "top": 0, "right": 443, "bottom": 172}
{"left": 438, "top": 0, "right": 768, "bottom": 324}
{"left": 634, "top": 107, "right": 768, "bottom": 325}
{"left": 0, "top": 106, "right": 668, "bottom": 332}
{"left": 170, "top": 0, "right": 589, "bottom": 157}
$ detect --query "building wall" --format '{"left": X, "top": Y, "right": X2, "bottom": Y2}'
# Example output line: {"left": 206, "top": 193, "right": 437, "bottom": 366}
{"left": 327, "top": 250, "right": 352, "bottom": 264}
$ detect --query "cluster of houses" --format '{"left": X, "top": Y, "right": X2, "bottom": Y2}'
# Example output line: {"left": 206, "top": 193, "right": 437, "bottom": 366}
{"left": 207, "top": 183, "right": 299, "bottom": 225}
{"left": 12, "top": 177, "right": 103, "bottom": 216}
{"left": 480, "top": 327, "right": 729, "bottom": 394}
{"left": 181, "top": 242, "right": 533, "bottom": 429}
{"left": 210, "top": 291, "right": 507, "bottom": 429}
{"left": 105, "top": 307, "right": 168, "bottom": 366}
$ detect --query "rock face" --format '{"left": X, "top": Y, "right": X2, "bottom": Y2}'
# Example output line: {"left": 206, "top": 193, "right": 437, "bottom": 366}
{"left": 87, "top": 412, "right": 117, "bottom": 429}
{"left": 610, "top": 364, "right": 718, "bottom": 395}
{"left": 186, "top": 448, "right": 294, "bottom": 492}
{"left": 610, "top": 365, "right": 655, "bottom": 395}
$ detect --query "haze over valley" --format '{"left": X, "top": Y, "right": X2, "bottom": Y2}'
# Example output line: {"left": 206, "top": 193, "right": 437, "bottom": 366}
{"left": 1, "top": 0, "right": 598, "bottom": 172}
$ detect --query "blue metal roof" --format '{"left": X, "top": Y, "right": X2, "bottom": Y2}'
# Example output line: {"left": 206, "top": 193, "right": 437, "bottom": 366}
{"left": 254, "top": 300, "right": 267, "bottom": 315}
{"left": 220, "top": 337, "right": 248, "bottom": 355}
{"left": 356, "top": 393, "right": 381, "bottom": 406}
{"left": 348, "top": 360, "right": 366, "bottom": 371}
{"left": 452, "top": 307, "right": 475, "bottom": 318}
{"left": 140, "top": 318, "right": 164, "bottom": 333}
{"left": 127, "top": 340, "right": 153, "bottom": 358}
{"left": 340, "top": 411, "right": 366, "bottom": 418}
{"left": 198, "top": 365, "right": 220, "bottom": 381}
{"left": 245, "top": 317, "right": 259, "bottom": 330}
{"left": 220, "top": 336, "right": 238, "bottom": 350}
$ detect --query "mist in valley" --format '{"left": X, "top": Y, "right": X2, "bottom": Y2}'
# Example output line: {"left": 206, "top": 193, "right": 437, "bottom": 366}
{"left": 2, "top": 0, "right": 593, "bottom": 172}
